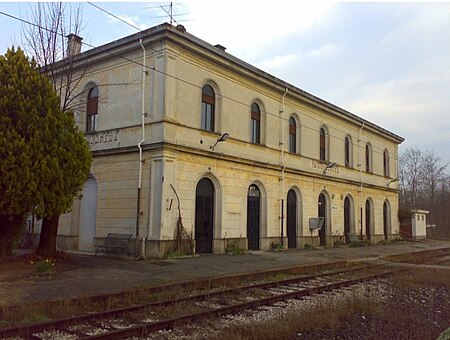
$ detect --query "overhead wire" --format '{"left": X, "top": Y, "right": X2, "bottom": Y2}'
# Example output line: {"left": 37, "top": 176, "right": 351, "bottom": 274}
{"left": 0, "top": 9, "right": 399, "bottom": 161}
{"left": 82, "top": 5, "right": 400, "bottom": 159}
{"left": 87, "top": 2, "right": 143, "bottom": 32}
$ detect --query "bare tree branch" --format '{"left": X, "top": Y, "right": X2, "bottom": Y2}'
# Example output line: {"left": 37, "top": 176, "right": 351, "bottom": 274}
{"left": 399, "top": 147, "right": 450, "bottom": 239}
{"left": 22, "top": 2, "right": 87, "bottom": 113}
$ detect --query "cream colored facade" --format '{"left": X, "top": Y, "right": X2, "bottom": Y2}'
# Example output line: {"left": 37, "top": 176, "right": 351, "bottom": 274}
{"left": 54, "top": 23, "right": 404, "bottom": 257}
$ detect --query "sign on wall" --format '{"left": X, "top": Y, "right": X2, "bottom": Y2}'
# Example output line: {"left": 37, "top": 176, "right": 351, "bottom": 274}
{"left": 311, "top": 160, "right": 340, "bottom": 174}
{"left": 86, "top": 129, "right": 120, "bottom": 147}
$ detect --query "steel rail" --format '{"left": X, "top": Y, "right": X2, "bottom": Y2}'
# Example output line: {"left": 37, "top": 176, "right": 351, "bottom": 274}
{"left": 81, "top": 266, "right": 409, "bottom": 339}
{"left": 81, "top": 255, "right": 450, "bottom": 340}
{"left": 1, "top": 250, "right": 449, "bottom": 339}
{"left": 0, "top": 263, "right": 380, "bottom": 338}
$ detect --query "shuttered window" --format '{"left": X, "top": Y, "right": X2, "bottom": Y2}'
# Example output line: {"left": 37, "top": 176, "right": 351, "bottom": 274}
{"left": 86, "top": 86, "right": 98, "bottom": 132}
{"left": 289, "top": 117, "right": 296, "bottom": 153}
{"left": 251, "top": 103, "right": 261, "bottom": 144}
{"left": 320, "top": 128, "right": 326, "bottom": 161}
{"left": 345, "top": 137, "right": 350, "bottom": 167}
{"left": 201, "top": 85, "right": 215, "bottom": 131}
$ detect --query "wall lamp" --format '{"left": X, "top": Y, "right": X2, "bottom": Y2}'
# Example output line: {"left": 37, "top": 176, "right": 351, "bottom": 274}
{"left": 387, "top": 178, "right": 398, "bottom": 187}
{"left": 210, "top": 133, "right": 229, "bottom": 151}
{"left": 323, "top": 162, "right": 337, "bottom": 174}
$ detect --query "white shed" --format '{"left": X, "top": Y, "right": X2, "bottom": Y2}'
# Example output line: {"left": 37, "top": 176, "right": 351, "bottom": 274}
{"left": 411, "top": 209, "right": 429, "bottom": 239}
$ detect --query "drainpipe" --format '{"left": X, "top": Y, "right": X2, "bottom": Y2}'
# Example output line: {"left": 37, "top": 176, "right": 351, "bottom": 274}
{"left": 280, "top": 88, "right": 288, "bottom": 246}
{"left": 136, "top": 38, "right": 147, "bottom": 259}
{"left": 358, "top": 123, "right": 365, "bottom": 240}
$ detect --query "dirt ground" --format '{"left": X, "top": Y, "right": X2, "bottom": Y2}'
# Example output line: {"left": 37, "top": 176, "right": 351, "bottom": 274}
{"left": 0, "top": 254, "right": 74, "bottom": 306}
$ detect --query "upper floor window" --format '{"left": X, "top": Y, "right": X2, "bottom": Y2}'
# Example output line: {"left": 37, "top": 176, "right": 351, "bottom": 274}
{"left": 251, "top": 102, "right": 261, "bottom": 144}
{"left": 319, "top": 127, "right": 328, "bottom": 162}
{"left": 86, "top": 85, "right": 99, "bottom": 133}
{"left": 289, "top": 116, "right": 297, "bottom": 153}
{"left": 383, "top": 149, "right": 390, "bottom": 177}
{"left": 201, "top": 84, "right": 215, "bottom": 132}
{"left": 345, "top": 136, "right": 353, "bottom": 167}
{"left": 365, "top": 143, "right": 372, "bottom": 172}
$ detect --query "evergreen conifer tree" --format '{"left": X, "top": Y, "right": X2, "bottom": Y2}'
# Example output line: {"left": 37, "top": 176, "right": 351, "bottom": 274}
{"left": 0, "top": 48, "right": 91, "bottom": 258}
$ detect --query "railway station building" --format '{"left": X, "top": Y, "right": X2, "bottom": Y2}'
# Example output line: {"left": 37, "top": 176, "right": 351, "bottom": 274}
{"left": 52, "top": 23, "right": 404, "bottom": 257}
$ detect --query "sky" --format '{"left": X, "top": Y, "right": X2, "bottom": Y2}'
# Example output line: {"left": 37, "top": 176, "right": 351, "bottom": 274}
{"left": 1, "top": 1, "right": 450, "bottom": 167}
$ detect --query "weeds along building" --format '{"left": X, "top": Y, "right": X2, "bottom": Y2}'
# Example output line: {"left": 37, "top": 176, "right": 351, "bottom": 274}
{"left": 54, "top": 23, "right": 404, "bottom": 257}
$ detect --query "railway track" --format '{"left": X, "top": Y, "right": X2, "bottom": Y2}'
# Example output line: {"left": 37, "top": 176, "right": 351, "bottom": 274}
{"left": 2, "top": 249, "right": 450, "bottom": 339}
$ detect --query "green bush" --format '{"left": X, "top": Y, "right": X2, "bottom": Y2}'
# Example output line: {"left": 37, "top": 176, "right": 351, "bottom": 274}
{"left": 33, "top": 259, "right": 54, "bottom": 275}
{"left": 225, "top": 241, "right": 245, "bottom": 255}
{"left": 271, "top": 242, "right": 284, "bottom": 251}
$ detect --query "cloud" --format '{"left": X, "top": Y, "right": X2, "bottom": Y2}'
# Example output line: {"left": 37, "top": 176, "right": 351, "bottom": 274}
{"left": 308, "top": 44, "right": 337, "bottom": 58}
{"left": 348, "top": 68, "right": 450, "bottom": 166}
{"left": 183, "top": 1, "right": 335, "bottom": 57}
{"left": 349, "top": 72, "right": 450, "bottom": 131}
{"left": 237, "top": 3, "right": 450, "bottom": 164}
{"left": 255, "top": 44, "right": 337, "bottom": 81}
{"left": 81, "top": 2, "right": 449, "bottom": 164}
{"left": 257, "top": 53, "right": 299, "bottom": 70}
{"left": 105, "top": 13, "right": 148, "bottom": 31}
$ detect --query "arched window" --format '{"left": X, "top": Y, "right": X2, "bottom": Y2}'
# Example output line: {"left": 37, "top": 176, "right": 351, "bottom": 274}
{"left": 383, "top": 149, "right": 390, "bottom": 177}
{"left": 289, "top": 116, "right": 297, "bottom": 153}
{"left": 365, "top": 143, "right": 372, "bottom": 172}
{"left": 247, "top": 184, "right": 261, "bottom": 250}
{"left": 319, "top": 127, "right": 328, "bottom": 162}
{"left": 345, "top": 136, "right": 352, "bottom": 167}
{"left": 383, "top": 200, "right": 391, "bottom": 240}
{"left": 201, "top": 84, "right": 215, "bottom": 132}
{"left": 365, "top": 198, "right": 374, "bottom": 241}
{"left": 86, "top": 85, "right": 99, "bottom": 132}
{"left": 344, "top": 195, "right": 354, "bottom": 243}
{"left": 251, "top": 102, "right": 261, "bottom": 144}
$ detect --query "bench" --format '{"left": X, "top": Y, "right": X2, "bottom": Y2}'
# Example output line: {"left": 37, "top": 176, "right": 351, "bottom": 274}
{"left": 95, "top": 233, "right": 133, "bottom": 256}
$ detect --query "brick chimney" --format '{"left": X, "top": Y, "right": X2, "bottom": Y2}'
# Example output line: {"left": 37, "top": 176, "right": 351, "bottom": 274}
{"left": 67, "top": 33, "right": 83, "bottom": 56}
{"left": 214, "top": 44, "right": 226, "bottom": 52}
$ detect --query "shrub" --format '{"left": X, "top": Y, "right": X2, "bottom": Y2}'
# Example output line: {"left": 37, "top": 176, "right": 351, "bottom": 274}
{"left": 270, "top": 242, "right": 284, "bottom": 251}
{"left": 33, "top": 258, "right": 54, "bottom": 275}
{"left": 225, "top": 241, "right": 245, "bottom": 255}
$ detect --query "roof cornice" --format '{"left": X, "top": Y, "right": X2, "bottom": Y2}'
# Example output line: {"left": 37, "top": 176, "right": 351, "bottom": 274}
{"left": 54, "top": 22, "right": 404, "bottom": 144}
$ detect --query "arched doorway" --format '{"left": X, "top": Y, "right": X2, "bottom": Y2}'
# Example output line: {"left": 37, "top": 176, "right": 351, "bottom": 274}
{"left": 287, "top": 189, "right": 297, "bottom": 248}
{"left": 247, "top": 184, "right": 261, "bottom": 250}
{"left": 318, "top": 193, "right": 327, "bottom": 246}
{"left": 79, "top": 176, "right": 98, "bottom": 252}
{"left": 383, "top": 201, "right": 391, "bottom": 240}
{"left": 344, "top": 196, "right": 351, "bottom": 243}
{"left": 195, "top": 178, "right": 215, "bottom": 254}
{"left": 365, "top": 199, "right": 373, "bottom": 241}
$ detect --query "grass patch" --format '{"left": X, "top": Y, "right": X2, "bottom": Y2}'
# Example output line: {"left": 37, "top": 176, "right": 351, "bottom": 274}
{"left": 266, "top": 273, "right": 289, "bottom": 282}
{"left": 33, "top": 259, "right": 55, "bottom": 276}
